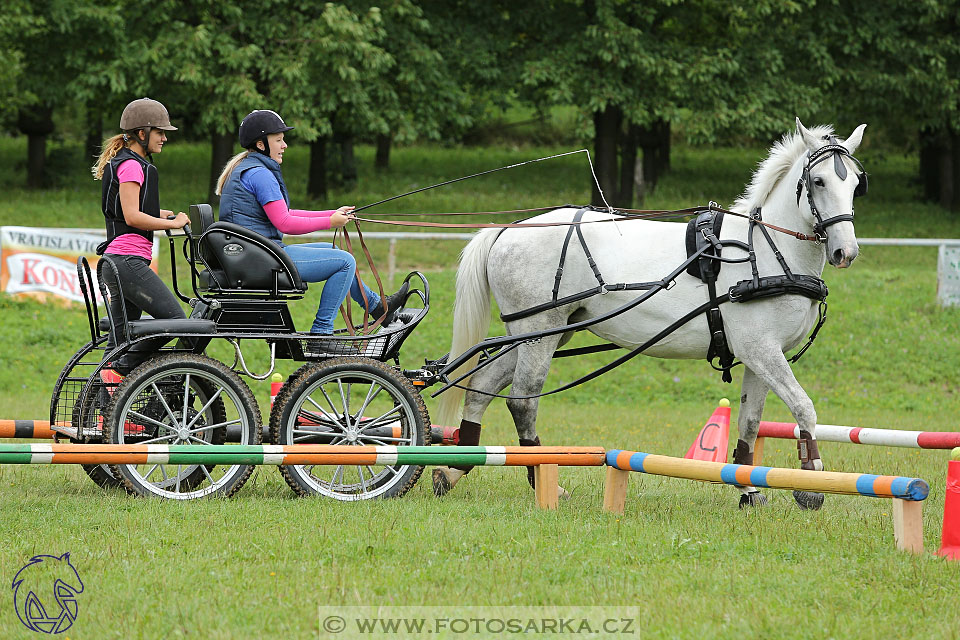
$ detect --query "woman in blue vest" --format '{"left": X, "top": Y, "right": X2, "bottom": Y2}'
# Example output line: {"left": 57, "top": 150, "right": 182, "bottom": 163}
{"left": 92, "top": 98, "right": 189, "bottom": 371}
{"left": 216, "top": 110, "right": 407, "bottom": 336}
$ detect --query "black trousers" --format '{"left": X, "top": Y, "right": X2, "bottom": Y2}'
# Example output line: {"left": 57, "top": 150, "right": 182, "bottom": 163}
{"left": 101, "top": 254, "right": 185, "bottom": 373}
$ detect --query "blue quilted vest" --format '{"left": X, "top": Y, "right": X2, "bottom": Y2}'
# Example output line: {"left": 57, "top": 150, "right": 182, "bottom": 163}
{"left": 219, "top": 153, "right": 290, "bottom": 245}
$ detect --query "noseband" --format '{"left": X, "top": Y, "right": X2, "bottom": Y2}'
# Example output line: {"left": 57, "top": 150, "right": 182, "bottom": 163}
{"left": 796, "top": 138, "right": 867, "bottom": 240}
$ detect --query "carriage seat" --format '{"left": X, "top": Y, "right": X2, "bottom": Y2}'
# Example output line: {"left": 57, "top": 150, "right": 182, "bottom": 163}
{"left": 190, "top": 204, "right": 307, "bottom": 297}
{"left": 97, "top": 316, "right": 216, "bottom": 338}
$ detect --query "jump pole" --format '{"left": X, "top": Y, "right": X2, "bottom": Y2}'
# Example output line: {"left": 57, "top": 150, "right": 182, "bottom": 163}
{"left": 0, "top": 444, "right": 604, "bottom": 509}
{"left": 0, "top": 420, "right": 56, "bottom": 439}
{"left": 752, "top": 421, "right": 960, "bottom": 465}
{"left": 603, "top": 449, "right": 928, "bottom": 553}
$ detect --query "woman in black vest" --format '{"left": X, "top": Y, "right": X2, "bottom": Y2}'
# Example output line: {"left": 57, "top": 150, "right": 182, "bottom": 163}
{"left": 91, "top": 98, "right": 189, "bottom": 371}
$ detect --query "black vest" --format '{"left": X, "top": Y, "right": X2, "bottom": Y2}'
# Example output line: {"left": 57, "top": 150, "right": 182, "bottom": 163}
{"left": 98, "top": 148, "right": 160, "bottom": 254}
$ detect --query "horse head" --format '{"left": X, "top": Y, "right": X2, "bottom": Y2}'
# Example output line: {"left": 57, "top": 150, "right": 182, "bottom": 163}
{"left": 796, "top": 118, "right": 866, "bottom": 268}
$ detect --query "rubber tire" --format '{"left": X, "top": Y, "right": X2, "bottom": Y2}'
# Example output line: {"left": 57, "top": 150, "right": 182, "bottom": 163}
{"left": 72, "top": 379, "right": 124, "bottom": 489}
{"left": 271, "top": 357, "right": 428, "bottom": 500}
{"left": 103, "top": 353, "right": 261, "bottom": 499}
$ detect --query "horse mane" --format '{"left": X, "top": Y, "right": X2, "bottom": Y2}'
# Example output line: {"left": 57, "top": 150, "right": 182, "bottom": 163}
{"left": 731, "top": 124, "right": 835, "bottom": 213}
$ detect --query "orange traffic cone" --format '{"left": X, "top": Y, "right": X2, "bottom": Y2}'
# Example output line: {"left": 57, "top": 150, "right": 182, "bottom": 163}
{"left": 270, "top": 373, "right": 283, "bottom": 411}
{"left": 937, "top": 449, "right": 960, "bottom": 560}
{"left": 685, "top": 398, "right": 731, "bottom": 463}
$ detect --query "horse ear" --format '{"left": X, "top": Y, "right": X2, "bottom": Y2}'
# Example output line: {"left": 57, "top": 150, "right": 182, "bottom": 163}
{"left": 795, "top": 118, "right": 819, "bottom": 151}
{"left": 842, "top": 124, "right": 867, "bottom": 154}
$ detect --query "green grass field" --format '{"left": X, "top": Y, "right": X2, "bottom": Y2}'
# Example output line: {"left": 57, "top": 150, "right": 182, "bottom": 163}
{"left": 1, "top": 134, "right": 960, "bottom": 639}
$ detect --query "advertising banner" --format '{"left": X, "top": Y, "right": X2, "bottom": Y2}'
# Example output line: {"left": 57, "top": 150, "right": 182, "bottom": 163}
{"left": 0, "top": 226, "right": 158, "bottom": 304}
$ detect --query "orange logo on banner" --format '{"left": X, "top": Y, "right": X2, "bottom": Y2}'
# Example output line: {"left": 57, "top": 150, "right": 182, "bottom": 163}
{"left": 685, "top": 400, "right": 731, "bottom": 463}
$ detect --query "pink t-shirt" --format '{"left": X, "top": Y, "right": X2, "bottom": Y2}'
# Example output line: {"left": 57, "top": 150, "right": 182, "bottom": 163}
{"left": 104, "top": 159, "right": 154, "bottom": 260}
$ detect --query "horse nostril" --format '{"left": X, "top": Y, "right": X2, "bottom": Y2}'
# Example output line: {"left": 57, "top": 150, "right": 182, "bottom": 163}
{"left": 832, "top": 248, "right": 845, "bottom": 265}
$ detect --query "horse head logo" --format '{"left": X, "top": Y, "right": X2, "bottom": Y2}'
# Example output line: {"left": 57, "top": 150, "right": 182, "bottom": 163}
{"left": 11, "top": 552, "right": 84, "bottom": 634}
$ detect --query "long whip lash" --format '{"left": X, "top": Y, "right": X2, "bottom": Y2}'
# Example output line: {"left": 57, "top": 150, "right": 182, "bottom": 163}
{"left": 353, "top": 149, "right": 611, "bottom": 214}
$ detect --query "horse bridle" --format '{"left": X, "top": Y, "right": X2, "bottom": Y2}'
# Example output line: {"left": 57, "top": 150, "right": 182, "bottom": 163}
{"left": 796, "top": 137, "right": 868, "bottom": 241}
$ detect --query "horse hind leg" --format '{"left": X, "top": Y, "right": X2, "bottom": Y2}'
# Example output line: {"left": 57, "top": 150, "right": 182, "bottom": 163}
{"left": 504, "top": 333, "right": 571, "bottom": 498}
{"left": 738, "top": 344, "right": 824, "bottom": 511}
{"left": 735, "top": 367, "right": 769, "bottom": 509}
{"left": 432, "top": 347, "right": 519, "bottom": 497}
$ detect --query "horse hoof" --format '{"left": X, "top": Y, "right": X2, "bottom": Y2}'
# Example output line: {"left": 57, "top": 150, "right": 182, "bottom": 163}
{"left": 792, "top": 490, "right": 825, "bottom": 510}
{"left": 738, "top": 492, "right": 768, "bottom": 509}
{"left": 432, "top": 466, "right": 463, "bottom": 497}
{"left": 559, "top": 486, "right": 571, "bottom": 500}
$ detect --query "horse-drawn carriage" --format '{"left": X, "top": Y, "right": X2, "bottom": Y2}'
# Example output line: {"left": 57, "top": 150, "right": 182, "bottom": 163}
{"left": 51, "top": 204, "right": 435, "bottom": 501}
{"left": 49, "top": 119, "right": 868, "bottom": 509}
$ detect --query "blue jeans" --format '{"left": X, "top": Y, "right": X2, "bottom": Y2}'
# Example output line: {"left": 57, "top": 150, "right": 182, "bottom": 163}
{"left": 282, "top": 242, "right": 381, "bottom": 333}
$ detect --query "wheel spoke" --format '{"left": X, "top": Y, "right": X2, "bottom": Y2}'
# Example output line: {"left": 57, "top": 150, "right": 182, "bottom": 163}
{"left": 184, "top": 385, "right": 224, "bottom": 430}
{"left": 200, "top": 464, "right": 216, "bottom": 485}
{"left": 319, "top": 387, "right": 341, "bottom": 417}
{"left": 360, "top": 435, "right": 413, "bottom": 445}
{"left": 353, "top": 382, "right": 383, "bottom": 422}
{"left": 189, "top": 419, "right": 241, "bottom": 434}
{"left": 127, "top": 410, "right": 174, "bottom": 432}
{"left": 151, "top": 382, "right": 180, "bottom": 426}
{"left": 359, "top": 405, "right": 403, "bottom": 431}
{"left": 143, "top": 464, "right": 160, "bottom": 480}
{"left": 357, "top": 465, "right": 368, "bottom": 495}
{"left": 135, "top": 433, "right": 179, "bottom": 445}
{"left": 336, "top": 379, "right": 352, "bottom": 430}
{"left": 297, "top": 409, "right": 328, "bottom": 425}
{"left": 181, "top": 373, "right": 191, "bottom": 421}
{"left": 175, "top": 465, "right": 183, "bottom": 493}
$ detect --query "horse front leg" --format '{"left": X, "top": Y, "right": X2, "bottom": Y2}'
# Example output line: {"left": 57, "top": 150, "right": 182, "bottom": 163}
{"left": 504, "top": 335, "right": 570, "bottom": 497}
{"left": 737, "top": 344, "right": 824, "bottom": 511}
{"left": 735, "top": 366, "right": 770, "bottom": 508}
{"left": 432, "top": 348, "right": 518, "bottom": 497}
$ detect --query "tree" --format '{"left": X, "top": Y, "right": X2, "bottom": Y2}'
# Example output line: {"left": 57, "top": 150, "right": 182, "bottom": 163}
{"left": 821, "top": 0, "right": 960, "bottom": 210}
{"left": 514, "top": 0, "right": 838, "bottom": 207}
{"left": 5, "top": 1, "right": 124, "bottom": 188}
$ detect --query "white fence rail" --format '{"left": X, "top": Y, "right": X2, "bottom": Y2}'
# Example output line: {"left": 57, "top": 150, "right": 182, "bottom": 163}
{"left": 297, "top": 233, "right": 960, "bottom": 306}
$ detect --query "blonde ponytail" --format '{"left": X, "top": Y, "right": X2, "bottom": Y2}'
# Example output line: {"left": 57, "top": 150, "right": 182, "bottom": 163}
{"left": 91, "top": 134, "right": 128, "bottom": 180}
{"left": 215, "top": 151, "right": 250, "bottom": 196}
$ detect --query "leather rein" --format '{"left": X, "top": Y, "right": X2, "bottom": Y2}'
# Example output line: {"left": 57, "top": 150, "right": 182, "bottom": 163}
{"left": 350, "top": 204, "right": 822, "bottom": 242}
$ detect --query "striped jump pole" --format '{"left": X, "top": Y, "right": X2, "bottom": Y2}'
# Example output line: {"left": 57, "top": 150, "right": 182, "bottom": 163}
{"left": 0, "top": 444, "right": 605, "bottom": 509}
{"left": 0, "top": 420, "right": 56, "bottom": 440}
{"left": 753, "top": 421, "right": 960, "bottom": 464}
{"left": 602, "top": 449, "right": 929, "bottom": 553}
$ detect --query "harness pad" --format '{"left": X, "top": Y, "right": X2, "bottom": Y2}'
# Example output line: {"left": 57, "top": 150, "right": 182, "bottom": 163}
{"left": 729, "top": 274, "right": 828, "bottom": 303}
{"left": 685, "top": 210, "right": 724, "bottom": 282}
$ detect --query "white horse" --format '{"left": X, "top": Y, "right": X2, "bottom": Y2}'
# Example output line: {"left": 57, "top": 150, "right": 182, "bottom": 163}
{"left": 433, "top": 118, "right": 866, "bottom": 509}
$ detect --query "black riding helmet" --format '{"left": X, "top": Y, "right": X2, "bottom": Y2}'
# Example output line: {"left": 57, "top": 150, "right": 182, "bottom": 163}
{"left": 238, "top": 110, "right": 294, "bottom": 157}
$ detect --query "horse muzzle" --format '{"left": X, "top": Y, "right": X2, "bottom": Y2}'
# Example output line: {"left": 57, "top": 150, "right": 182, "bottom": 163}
{"left": 829, "top": 242, "right": 859, "bottom": 268}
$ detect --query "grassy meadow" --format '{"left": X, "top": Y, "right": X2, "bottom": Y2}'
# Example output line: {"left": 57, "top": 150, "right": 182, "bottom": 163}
{"left": 1, "top": 132, "right": 960, "bottom": 639}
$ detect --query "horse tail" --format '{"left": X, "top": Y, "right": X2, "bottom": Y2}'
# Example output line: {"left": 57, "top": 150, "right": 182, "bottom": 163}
{"left": 434, "top": 228, "right": 500, "bottom": 428}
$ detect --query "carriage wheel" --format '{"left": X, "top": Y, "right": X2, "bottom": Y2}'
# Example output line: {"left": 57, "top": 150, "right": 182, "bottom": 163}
{"left": 103, "top": 353, "right": 261, "bottom": 499}
{"left": 71, "top": 380, "right": 123, "bottom": 489}
{"left": 271, "top": 357, "right": 429, "bottom": 501}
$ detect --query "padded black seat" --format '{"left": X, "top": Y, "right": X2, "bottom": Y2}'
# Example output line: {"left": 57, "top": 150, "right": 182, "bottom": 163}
{"left": 190, "top": 204, "right": 306, "bottom": 296}
{"left": 127, "top": 319, "right": 217, "bottom": 339}
{"left": 98, "top": 316, "right": 215, "bottom": 338}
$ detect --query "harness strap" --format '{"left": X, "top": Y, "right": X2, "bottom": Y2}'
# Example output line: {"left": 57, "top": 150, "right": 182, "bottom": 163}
{"left": 553, "top": 208, "right": 589, "bottom": 302}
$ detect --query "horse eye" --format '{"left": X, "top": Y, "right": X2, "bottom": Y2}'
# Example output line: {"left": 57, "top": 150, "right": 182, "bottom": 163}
{"left": 813, "top": 177, "right": 825, "bottom": 187}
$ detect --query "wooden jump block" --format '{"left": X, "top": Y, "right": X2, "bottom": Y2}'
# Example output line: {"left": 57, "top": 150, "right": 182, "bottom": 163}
{"left": 602, "top": 466, "right": 629, "bottom": 515}
{"left": 893, "top": 498, "right": 924, "bottom": 554}
{"left": 534, "top": 464, "right": 559, "bottom": 510}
